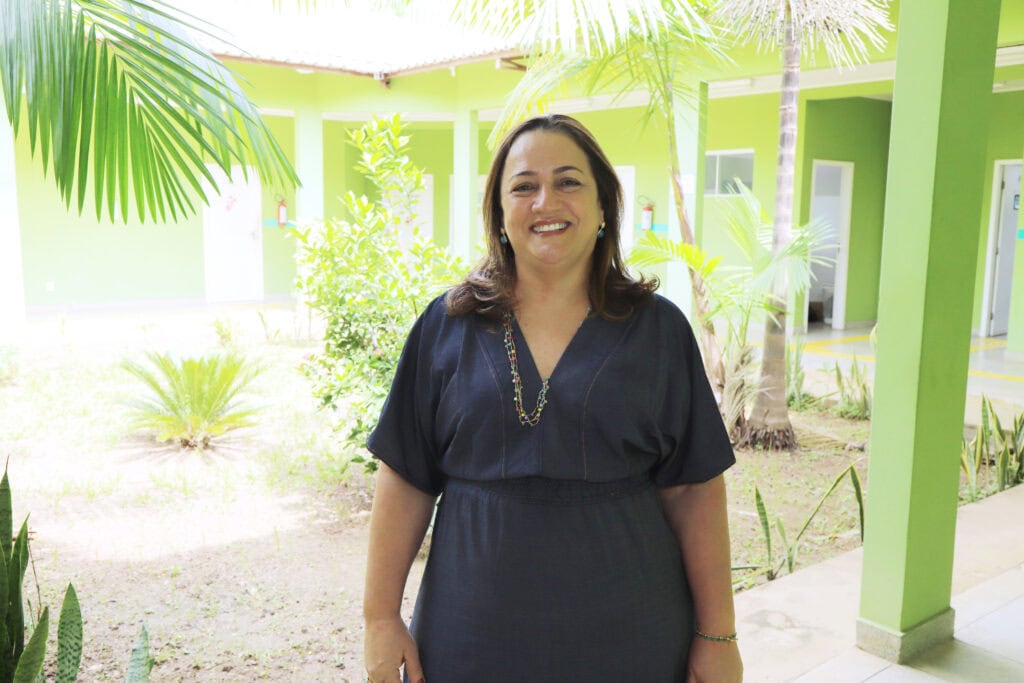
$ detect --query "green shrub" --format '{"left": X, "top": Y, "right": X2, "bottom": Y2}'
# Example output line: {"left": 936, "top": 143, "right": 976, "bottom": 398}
{"left": 292, "top": 115, "right": 465, "bottom": 467}
{"left": 121, "top": 352, "right": 262, "bottom": 449}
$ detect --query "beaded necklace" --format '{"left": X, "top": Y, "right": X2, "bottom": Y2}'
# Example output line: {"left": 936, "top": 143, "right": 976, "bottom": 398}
{"left": 502, "top": 311, "right": 549, "bottom": 427}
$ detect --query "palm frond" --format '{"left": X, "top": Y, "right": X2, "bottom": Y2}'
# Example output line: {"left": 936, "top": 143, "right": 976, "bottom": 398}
{"left": 0, "top": 0, "right": 299, "bottom": 224}
{"left": 628, "top": 230, "right": 721, "bottom": 281}
{"left": 489, "top": 20, "right": 724, "bottom": 144}
{"left": 451, "top": 0, "right": 709, "bottom": 57}
{"left": 711, "top": 0, "right": 893, "bottom": 67}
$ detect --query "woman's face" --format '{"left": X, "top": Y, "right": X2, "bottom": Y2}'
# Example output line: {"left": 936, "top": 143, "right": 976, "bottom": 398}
{"left": 499, "top": 130, "right": 604, "bottom": 276}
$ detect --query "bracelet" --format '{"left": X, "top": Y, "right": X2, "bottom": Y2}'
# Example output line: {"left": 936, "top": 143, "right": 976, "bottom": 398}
{"left": 695, "top": 629, "right": 738, "bottom": 643}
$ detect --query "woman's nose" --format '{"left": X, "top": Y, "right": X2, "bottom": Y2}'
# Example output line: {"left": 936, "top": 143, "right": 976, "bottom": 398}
{"left": 532, "top": 184, "right": 556, "bottom": 211}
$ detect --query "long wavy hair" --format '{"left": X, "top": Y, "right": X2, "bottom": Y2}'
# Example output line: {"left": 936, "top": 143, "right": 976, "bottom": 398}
{"left": 445, "top": 114, "right": 657, "bottom": 320}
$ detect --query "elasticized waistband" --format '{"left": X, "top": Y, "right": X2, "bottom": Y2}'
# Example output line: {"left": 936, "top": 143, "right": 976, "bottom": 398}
{"left": 443, "top": 474, "right": 653, "bottom": 505}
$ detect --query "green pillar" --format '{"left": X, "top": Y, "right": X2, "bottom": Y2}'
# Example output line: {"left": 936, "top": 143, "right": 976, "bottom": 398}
{"left": 0, "top": 95, "right": 25, "bottom": 343}
{"left": 664, "top": 83, "right": 708, "bottom": 317}
{"left": 857, "top": 0, "right": 1001, "bottom": 662}
{"left": 451, "top": 109, "right": 479, "bottom": 261}
{"left": 295, "top": 108, "right": 325, "bottom": 222}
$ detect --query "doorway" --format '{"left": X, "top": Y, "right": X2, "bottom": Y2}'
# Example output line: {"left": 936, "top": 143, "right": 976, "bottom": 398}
{"left": 984, "top": 161, "right": 1021, "bottom": 337}
{"left": 202, "top": 165, "right": 264, "bottom": 304}
{"left": 806, "top": 160, "right": 854, "bottom": 329}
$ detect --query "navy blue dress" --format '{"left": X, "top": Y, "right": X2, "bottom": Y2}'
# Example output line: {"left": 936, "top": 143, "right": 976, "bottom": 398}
{"left": 368, "top": 293, "right": 735, "bottom": 682}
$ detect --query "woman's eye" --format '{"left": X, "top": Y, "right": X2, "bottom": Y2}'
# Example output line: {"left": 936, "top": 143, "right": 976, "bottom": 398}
{"left": 511, "top": 183, "right": 534, "bottom": 193}
{"left": 559, "top": 178, "right": 582, "bottom": 188}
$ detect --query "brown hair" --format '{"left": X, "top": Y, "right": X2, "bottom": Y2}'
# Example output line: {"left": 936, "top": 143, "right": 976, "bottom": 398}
{"left": 445, "top": 114, "right": 656, "bottom": 320}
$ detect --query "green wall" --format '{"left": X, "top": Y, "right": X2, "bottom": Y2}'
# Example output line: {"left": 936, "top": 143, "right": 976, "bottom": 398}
{"left": 702, "top": 94, "right": 781, "bottom": 267}
{"left": 14, "top": 131, "right": 205, "bottom": 310}
{"left": 975, "top": 90, "right": 1024, "bottom": 337}
{"left": 800, "top": 97, "right": 892, "bottom": 325}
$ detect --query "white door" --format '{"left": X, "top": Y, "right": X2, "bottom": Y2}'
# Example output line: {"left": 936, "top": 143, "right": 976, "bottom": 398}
{"left": 989, "top": 163, "right": 1021, "bottom": 336}
{"left": 202, "top": 165, "right": 263, "bottom": 303}
{"left": 808, "top": 161, "right": 854, "bottom": 329}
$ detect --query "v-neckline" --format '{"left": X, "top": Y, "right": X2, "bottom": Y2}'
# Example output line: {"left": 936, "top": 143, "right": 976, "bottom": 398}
{"left": 511, "top": 312, "right": 589, "bottom": 383}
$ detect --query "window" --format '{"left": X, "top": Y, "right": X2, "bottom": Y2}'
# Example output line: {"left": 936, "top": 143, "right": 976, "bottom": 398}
{"left": 705, "top": 151, "right": 754, "bottom": 196}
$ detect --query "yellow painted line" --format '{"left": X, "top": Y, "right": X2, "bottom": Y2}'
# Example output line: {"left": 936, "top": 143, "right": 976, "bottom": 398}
{"left": 968, "top": 369, "right": 1024, "bottom": 384}
{"left": 802, "top": 350, "right": 875, "bottom": 362}
{"left": 969, "top": 338, "right": 1007, "bottom": 352}
{"left": 804, "top": 334, "right": 872, "bottom": 349}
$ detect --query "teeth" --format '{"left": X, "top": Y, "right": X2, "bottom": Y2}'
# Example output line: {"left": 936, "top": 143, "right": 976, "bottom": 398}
{"left": 532, "top": 222, "right": 568, "bottom": 233}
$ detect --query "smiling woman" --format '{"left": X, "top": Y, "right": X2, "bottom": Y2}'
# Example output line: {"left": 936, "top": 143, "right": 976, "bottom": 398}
{"left": 362, "top": 114, "right": 743, "bottom": 683}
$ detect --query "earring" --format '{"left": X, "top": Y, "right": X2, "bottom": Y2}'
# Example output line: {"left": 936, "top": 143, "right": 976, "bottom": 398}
{"left": 499, "top": 231, "right": 509, "bottom": 245}
{"left": 597, "top": 222, "right": 606, "bottom": 239}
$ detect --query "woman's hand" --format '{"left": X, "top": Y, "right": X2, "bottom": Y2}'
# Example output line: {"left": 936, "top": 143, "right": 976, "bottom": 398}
{"left": 364, "top": 615, "right": 425, "bottom": 683}
{"left": 685, "top": 637, "right": 743, "bottom": 683}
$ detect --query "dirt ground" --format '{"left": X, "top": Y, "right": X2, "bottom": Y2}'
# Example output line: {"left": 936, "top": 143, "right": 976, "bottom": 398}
{"left": 0, "top": 314, "right": 872, "bottom": 682}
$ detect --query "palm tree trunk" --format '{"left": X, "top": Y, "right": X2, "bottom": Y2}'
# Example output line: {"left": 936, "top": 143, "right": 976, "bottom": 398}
{"left": 744, "top": 12, "right": 800, "bottom": 450}
{"left": 664, "top": 96, "right": 726, "bottom": 398}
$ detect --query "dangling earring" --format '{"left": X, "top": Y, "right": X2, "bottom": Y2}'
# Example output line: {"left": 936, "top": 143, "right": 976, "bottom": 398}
{"left": 597, "top": 222, "right": 606, "bottom": 239}
{"left": 499, "top": 231, "right": 509, "bottom": 245}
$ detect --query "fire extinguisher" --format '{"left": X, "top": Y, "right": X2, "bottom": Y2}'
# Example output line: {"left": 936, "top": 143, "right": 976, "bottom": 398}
{"left": 640, "top": 199, "right": 654, "bottom": 231}
{"left": 277, "top": 198, "right": 288, "bottom": 227}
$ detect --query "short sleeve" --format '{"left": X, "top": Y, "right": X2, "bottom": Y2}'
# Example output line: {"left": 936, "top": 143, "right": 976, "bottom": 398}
{"left": 365, "top": 298, "right": 445, "bottom": 496}
{"left": 650, "top": 300, "right": 736, "bottom": 487}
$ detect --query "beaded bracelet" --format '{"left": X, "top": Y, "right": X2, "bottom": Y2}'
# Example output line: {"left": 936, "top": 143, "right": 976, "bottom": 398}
{"left": 696, "top": 629, "right": 738, "bottom": 643}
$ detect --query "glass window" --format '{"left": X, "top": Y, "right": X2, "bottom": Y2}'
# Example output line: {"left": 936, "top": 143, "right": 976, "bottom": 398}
{"left": 705, "top": 151, "right": 755, "bottom": 196}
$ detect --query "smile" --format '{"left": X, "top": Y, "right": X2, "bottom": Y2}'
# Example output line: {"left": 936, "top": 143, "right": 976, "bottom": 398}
{"left": 531, "top": 222, "right": 569, "bottom": 234}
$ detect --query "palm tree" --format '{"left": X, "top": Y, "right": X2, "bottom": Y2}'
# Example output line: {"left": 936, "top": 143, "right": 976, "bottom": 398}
{"left": 450, "top": 0, "right": 731, "bottom": 391}
{"left": 631, "top": 180, "right": 828, "bottom": 441}
{"left": 711, "top": 0, "right": 891, "bottom": 448}
{"left": 1, "top": 0, "right": 298, "bottom": 224}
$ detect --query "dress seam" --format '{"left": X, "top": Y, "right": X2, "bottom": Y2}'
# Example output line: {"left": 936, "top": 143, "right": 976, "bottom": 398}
{"left": 581, "top": 312, "right": 642, "bottom": 480}
{"left": 474, "top": 318, "right": 507, "bottom": 479}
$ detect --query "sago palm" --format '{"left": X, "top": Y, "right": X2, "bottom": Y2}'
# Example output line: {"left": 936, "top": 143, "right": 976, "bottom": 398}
{"left": 122, "top": 351, "right": 262, "bottom": 449}
{"left": 0, "top": 0, "right": 299, "bottom": 223}
{"left": 711, "top": 0, "right": 891, "bottom": 449}
{"left": 450, "top": 0, "right": 731, "bottom": 392}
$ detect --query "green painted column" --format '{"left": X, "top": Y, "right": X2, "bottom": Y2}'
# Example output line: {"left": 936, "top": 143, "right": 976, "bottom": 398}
{"left": 664, "top": 83, "right": 708, "bottom": 317}
{"left": 857, "top": 0, "right": 1001, "bottom": 663}
{"left": 451, "top": 109, "right": 479, "bottom": 261}
{"left": 0, "top": 96, "right": 25, "bottom": 343}
{"left": 295, "top": 108, "right": 325, "bottom": 222}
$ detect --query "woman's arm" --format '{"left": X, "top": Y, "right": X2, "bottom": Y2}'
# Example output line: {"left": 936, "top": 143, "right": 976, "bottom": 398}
{"left": 659, "top": 474, "right": 743, "bottom": 683}
{"left": 363, "top": 463, "right": 436, "bottom": 683}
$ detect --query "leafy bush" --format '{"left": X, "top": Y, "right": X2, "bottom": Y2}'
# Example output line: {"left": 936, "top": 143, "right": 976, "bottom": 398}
{"left": 292, "top": 115, "right": 465, "bottom": 466}
{"left": 121, "top": 352, "right": 262, "bottom": 449}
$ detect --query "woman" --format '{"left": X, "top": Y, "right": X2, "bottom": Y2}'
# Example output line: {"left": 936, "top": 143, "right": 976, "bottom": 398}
{"left": 363, "top": 114, "right": 743, "bottom": 682}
